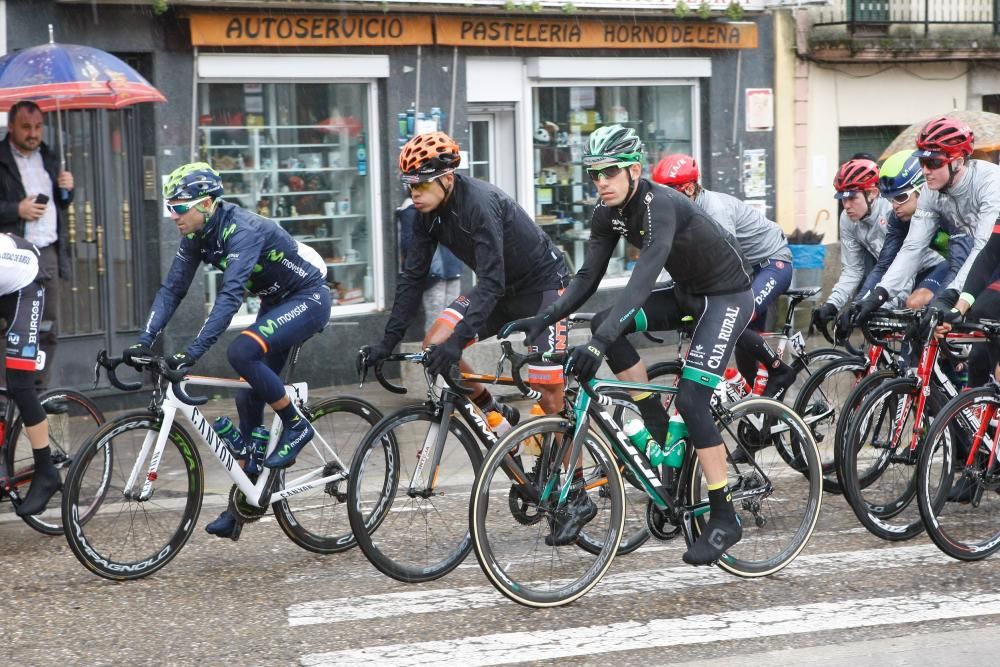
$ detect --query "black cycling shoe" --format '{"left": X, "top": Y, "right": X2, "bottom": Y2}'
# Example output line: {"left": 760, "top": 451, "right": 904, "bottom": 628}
{"left": 545, "top": 490, "right": 597, "bottom": 546}
{"left": 498, "top": 402, "right": 521, "bottom": 427}
{"left": 682, "top": 513, "right": 742, "bottom": 566}
{"left": 762, "top": 362, "right": 797, "bottom": 400}
{"left": 15, "top": 465, "right": 62, "bottom": 516}
{"left": 205, "top": 509, "right": 242, "bottom": 541}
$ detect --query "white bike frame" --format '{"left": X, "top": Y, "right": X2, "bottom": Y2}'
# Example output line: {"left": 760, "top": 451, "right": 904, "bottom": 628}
{"left": 121, "top": 375, "right": 348, "bottom": 508}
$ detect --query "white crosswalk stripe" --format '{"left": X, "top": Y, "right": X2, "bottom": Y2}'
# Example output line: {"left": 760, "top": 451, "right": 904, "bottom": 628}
{"left": 287, "top": 543, "right": 949, "bottom": 626}
{"left": 299, "top": 590, "right": 1000, "bottom": 666}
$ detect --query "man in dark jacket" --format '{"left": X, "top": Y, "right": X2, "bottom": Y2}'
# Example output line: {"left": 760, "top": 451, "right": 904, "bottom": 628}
{"left": 0, "top": 101, "right": 75, "bottom": 389}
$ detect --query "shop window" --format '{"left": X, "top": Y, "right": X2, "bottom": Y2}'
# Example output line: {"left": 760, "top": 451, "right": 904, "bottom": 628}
{"left": 196, "top": 82, "right": 373, "bottom": 315}
{"left": 837, "top": 125, "right": 905, "bottom": 165}
{"left": 532, "top": 85, "right": 693, "bottom": 277}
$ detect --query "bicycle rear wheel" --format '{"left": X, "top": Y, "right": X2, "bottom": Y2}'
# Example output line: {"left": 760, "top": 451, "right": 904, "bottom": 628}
{"left": 689, "top": 397, "right": 822, "bottom": 577}
{"left": 471, "top": 416, "right": 624, "bottom": 607}
{"left": 346, "top": 404, "right": 482, "bottom": 583}
{"left": 6, "top": 389, "right": 104, "bottom": 535}
{"left": 62, "top": 413, "right": 203, "bottom": 581}
{"left": 273, "top": 396, "right": 382, "bottom": 554}
{"left": 917, "top": 387, "right": 1000, "bottom": 561}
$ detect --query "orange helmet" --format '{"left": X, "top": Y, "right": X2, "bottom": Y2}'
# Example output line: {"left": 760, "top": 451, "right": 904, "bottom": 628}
{"left": 399, "top": 131, "right": 461, "bottom": 183}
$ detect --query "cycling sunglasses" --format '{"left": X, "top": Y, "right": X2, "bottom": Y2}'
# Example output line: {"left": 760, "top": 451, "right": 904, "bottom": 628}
{"left": 405, "top": 174, "right": 445, "bottom": 193}
{"left": 166, "top": 197, "right": 209, "bottom": 216}
{"left": 918, "top": 155, "right": 953, "bottom": 171}
{"left": 891, "top": 189, "right": 917, "bottom": 205}
{"left": 587, "top": 165, "right": 625, "bottom": 183}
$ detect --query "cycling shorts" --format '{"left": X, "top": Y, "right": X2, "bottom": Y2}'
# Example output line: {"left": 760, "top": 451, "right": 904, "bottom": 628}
{"left": 1, "top": 280, "right": 45, "bottom": 372}
{"left": 437, "top": 288, "right": 568, "bottom": 385}
{"left": 239, "top": 287, "right": 332, "bottom": 356}
{"left": 749, "top": 259, "right": 793, "bottom": 330}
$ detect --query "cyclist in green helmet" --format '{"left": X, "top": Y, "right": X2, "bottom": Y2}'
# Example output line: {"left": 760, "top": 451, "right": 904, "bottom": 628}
{"left": 503, "top": 124, "right": 755, "bottom": 564}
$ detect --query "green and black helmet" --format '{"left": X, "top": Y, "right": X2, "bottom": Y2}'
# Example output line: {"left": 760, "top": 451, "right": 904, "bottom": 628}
{"left": 163, "top": 162, "right": 224, "bottom": 202}
{"left": 583, "top": 124, "right": 644, "bottom": 168}
{"left": 878, "top": 150, "right": 925, "bottom": 200}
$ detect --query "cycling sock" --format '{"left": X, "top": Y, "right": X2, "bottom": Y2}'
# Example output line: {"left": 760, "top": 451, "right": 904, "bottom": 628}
{"left": 32, "top": 445, "right": 53, "bottom": 471}
{"left": 473, "top": 389, "right": 498, "bottom": 413}
{"left": 635, "top": 392, "right": 668, "bottom": 445}
{"left": 276, "top": 402, "right": 303, "bottom": 428}
{"left": 682, "top": 484, "right": 742, "bottom": 566}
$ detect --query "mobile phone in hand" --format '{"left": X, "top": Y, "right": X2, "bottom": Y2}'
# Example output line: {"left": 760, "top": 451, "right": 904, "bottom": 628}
{"left": 34, "top": 193, "right": 50, "bottom": 205}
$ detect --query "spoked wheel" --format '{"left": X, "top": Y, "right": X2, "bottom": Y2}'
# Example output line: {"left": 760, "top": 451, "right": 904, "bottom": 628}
{"left": 61, "top": 413, "right": 203, "bottom": 581}
{"left": 918, "top": 387, "right": 1000, "bottom": 561}
{"left": 346, "top": 404, "right": 483, "bottom": 583}
{"left": 7, "top": 389, "right": 105, "bottom": 535}
{"left": 273, "top": 396, "right": 382, "bottom": 554}
{"left": 841, "top": 378, "right": 948, "bottom": 541}
{"left": 470, "top": 415, "right": 624, "bottom": 608}
{"left": 690, "top": 397, "right": 822, "bottom": 577}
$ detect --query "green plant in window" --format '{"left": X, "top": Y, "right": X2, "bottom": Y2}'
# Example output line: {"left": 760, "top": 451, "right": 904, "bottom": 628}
{"left": 674, "top": 1, "right": 691, "bottom": 18}
{"left": 561, "top": 2, "right": 577, "bottom": 13}
{"left": 529, "top": 1, "right": 543, "bottom": 11}
{"left": 698, "top": 2, "right": 712, "bottom": 19}
{"left": 504, "top": 0, "right": 517, "bottom": 11}
{"left": 725, "top": 1, "right": 745, "bottom": 21}
{"left": 151, "top": 0, "right": 169, "bottom": 15}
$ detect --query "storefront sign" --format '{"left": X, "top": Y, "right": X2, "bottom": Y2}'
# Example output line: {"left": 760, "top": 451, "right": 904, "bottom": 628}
{"left": 435, "top": 17, "right": 757, "bottom": 49}
{"left": 189, "top": 13, "right": 434, "bottom": 46}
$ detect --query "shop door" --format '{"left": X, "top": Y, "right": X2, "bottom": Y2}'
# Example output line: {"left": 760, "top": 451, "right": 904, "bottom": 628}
{"left": 49, "top": 106, "right": 150, "bottom": 389}
{"left": 467, "top": 107, "right": 516, "bottom": 194}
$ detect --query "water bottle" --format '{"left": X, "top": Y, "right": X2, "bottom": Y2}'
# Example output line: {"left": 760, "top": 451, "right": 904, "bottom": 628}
{"left": 624, "top": 416, "right": 685, "bottom": 468}
{"left": 514, "top": 404, "right": 545, "bottom": 456}
{"left": 356, "top": 134, "right": 367, "bottom": 176}
{"left": 723, "top": 368, "right": 750, "bottom": 402}
{"left": 752, "top": 364, "right": 769, "bottom": 395}
{"left": 244, "top": 426, "right": 269, "bottom": 476}
{"left": 213, "top": 416, "right": 248, "bottom": 458}
{"left": 662, "top": 414, "right": 688, "bottom": 468}
{"left": 486, "top": 410, "right": 512, "bottom": 437}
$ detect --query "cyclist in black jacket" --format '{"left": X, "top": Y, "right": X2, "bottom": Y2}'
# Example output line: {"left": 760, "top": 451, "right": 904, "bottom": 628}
{"left": 359, "top": 131, "right": 569, "bottom": 421}
{"left": 503, "top": 125, "right": 755, "bottom": 564}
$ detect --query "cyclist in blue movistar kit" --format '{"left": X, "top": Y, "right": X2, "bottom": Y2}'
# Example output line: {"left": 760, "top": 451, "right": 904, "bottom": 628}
{"left": 123, "top": 163, "right": 331, "bottom": 540}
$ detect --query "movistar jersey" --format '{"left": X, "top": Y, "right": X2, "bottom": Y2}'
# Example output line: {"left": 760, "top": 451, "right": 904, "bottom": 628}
{"left": 877, "top": 159, "right": 1000, "bottom": 296}
{"left": 825, "top": 198, "right": 892, "bottom": 309}
{"left": 695, "top": 189, "right": 792, "bottom": 265}
{"left": 541, "top": 178, "right": 752, "bottom": 345}
{"left": 140, "top": 201, "right": 326, "bottom": 359}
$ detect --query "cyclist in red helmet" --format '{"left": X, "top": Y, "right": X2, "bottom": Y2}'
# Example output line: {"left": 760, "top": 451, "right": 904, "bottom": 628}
{"left": 654, "top": 154, "right": 796, "bottom": 402}
{"left": 811, "top": 158, "right": 893, "bottom": 332}
{"left": 359, "top": 132, "right": 570, "bottom": 431}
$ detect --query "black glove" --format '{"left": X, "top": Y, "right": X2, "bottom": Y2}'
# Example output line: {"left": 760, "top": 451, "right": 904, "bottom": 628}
{"left": 122, "top": 342, "right": 152, "bottom": 367}
{"left": 166, "top": 352, "right": 195, "bottom": 371}
{"left": 357, "top": 341, "right": 393, "bottom": 377}
{"left": 854, "top": 286, "right": 889, "bottom": 325}
{"left": 931, "top": 288, "right": 960, "bottom": 312}
{"left": 564, "top": 338, "right": 608, "bottom": 383}
{"left": 810, "top": 303, "right": 838, "bottom": 334}
{"left": 499, "top": 315, "right": 551, "bottom": 343}
{"left": 835, "top": 303, "right": 857, "bottom": 341}
{"left": 425, "top": 335, "right": 464, "bottom": 379}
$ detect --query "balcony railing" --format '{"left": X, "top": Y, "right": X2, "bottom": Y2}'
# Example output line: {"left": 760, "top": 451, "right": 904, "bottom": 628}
{"left": 813, "top": 0, "right": 1000, "bottom": 36}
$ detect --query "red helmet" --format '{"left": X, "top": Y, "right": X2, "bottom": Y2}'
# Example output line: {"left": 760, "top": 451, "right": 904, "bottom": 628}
{"left": 916, "top": 116, "right": 975, "bottom": 158}
{"left": 833, "top": 159, "right": 879, "bottom": 199}
{"left": 398, "top": 131, "right": 462, "bottom": 183}
{"left": 652, "top": 154, "right": 699, "bottom": 187}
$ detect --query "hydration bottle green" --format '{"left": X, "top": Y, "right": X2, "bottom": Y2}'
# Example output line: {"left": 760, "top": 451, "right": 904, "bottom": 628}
{"left": 624, "top": 414, "right": 686, "bottom": 468}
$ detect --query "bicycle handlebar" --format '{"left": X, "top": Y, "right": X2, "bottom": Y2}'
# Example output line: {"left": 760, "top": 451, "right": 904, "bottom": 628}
{"left": 95, "top": 350, "right": 208, "bottom": 406}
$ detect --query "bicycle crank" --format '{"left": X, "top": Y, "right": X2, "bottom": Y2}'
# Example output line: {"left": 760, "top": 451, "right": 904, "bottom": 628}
{"left": 228, "top": 484, "right": 266, "bottom": 523}
{"left": 645, "top": 499, "right": 681, "bottom": 540}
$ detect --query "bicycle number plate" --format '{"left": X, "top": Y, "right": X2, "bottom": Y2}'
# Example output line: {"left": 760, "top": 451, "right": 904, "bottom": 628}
{"left": 790, "top": 331, "right": 805, "bottom": 353}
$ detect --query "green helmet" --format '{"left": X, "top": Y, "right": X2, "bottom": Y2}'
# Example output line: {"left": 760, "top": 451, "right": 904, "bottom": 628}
{"left": 878, "top": 150, "right": 925, "bottom": 199}
{"left": 163, "top": 162, "right": 223, "bottom": 201}
{"left": 583, "top": 124, "right": 643, "bottom": 168}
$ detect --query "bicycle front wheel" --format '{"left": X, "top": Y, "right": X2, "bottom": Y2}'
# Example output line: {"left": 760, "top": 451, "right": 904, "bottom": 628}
{"left": 917, "top": 387, "right": 1000, "bottom": 561}
{"left": 346, "top": 404, "right": 482, "bottom": 583}
{"left": 689, "top": 397, "right": 822, "bottom": 577}
{"left": 471, "top": 416, "right": 625, "bottom": 608}
{"left": 7, "top": 389, "right": 104, "bottom": 535}
{"left": 273, "top": 395, "right": 382, "bottom": 554}
{"left": 62, "top": 413, "right": 203, "bottom": 581}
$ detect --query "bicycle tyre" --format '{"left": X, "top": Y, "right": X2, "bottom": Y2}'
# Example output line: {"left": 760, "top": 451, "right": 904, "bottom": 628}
{"left": 6, "top": 389, "right": 105, "bottom": 535}
{"left": 689, "top": 397, "right": 822, "bottom": 577}
{"left": 917, "top": 387, "right": 1000, "bottom": 561}
{"left": 791, "top": 356, "right": 871, "bottom": 494}
{"left": 62, "top": 413, "right": 203, "bottom": 581}
{"left": 470, "top": 415, "right": 625, "bottom": 607}
{"left": 832, "top": 368, "right": 899, "bottom": 494}
{"left": 841, "top": 378, "right": 947, "bottom": 541}
{"left": 273, "top": 395, "right": 383, "bottom": 554}
{"left": 346, "top": 404, "right": 483, "bottom": 583}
